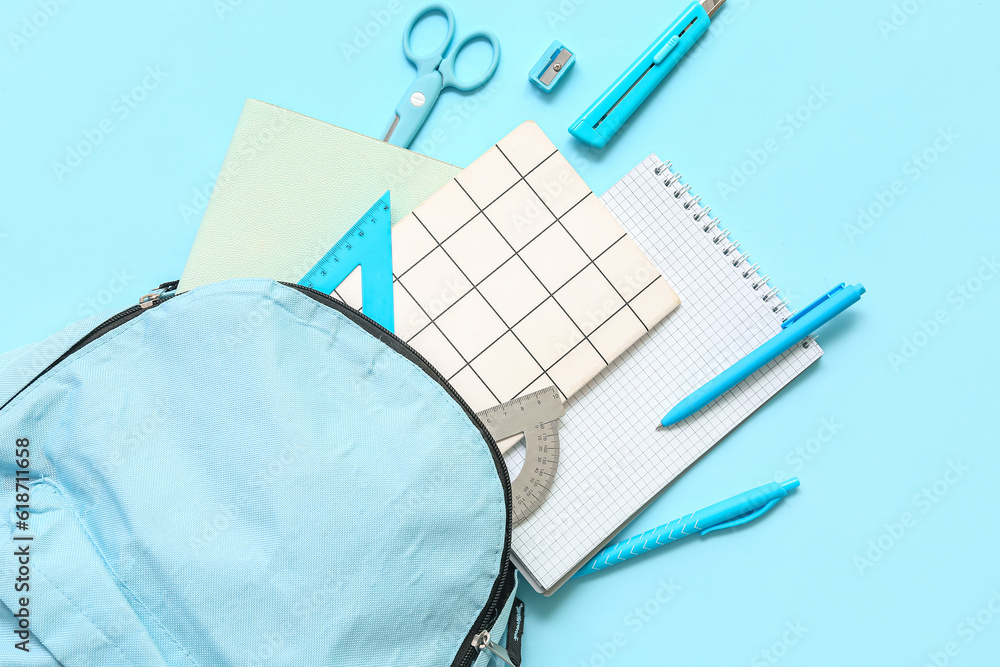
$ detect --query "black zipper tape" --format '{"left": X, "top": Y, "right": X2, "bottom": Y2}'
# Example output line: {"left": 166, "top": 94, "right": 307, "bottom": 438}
{"left": 0, "top": 303, "right": 150, "bottom": 413}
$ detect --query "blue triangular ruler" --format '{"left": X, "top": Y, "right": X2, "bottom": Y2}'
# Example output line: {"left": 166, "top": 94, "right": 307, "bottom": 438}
{"left": 299, "top": 191, "right": 395, "bottom": 332}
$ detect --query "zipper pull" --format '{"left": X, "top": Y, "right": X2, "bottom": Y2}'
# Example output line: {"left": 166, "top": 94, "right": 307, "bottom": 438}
{"left": 471, "top": 630, "right": 515, "bottom": 666}
{"left": 139, "top": 281, "right": 179, "bottom": 309}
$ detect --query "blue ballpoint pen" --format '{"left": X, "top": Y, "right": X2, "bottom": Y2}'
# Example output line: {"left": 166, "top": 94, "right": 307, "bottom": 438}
{"left": 575, "top": 478, "right": 800, "bottom": 577}
{"left": 660, "top": 283, "right": 866, "bottom": 427}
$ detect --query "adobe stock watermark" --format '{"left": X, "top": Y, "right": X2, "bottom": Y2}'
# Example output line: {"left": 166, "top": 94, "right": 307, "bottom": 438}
{"left": 686, "top": 0, "right": 752, "bottom": 60}
{"left": 577, "top": 579, "right": 681, "bottom": 667}
{"left": 844, "top": 127, "right": 958, "bottom": 243}
{"left": 669, "top": 334, "right": 763, "bottom": 404}
{"left": 767, "top": 417, "right": 843, "bottom": 485}
{"left": 76, "top": 268, "right": 135, "bottom": 317}
{"left": 224, "top": 299, "right": 269, "bottom": 350}
{"left": 243, "top": 570, "right": 346, "bottom": 667}
{"left": 189, "top": 436, "right": 307, "bottom": 556}
{"left": 101, "top": 400, "right": 172, "bottom": 477}
{"left": 561, "top": 116, "right": 640, "bottom": 181}
{"left": 921, "top": 589, "right": 1000, "bottom": 667}
{"left": 547, "top": 449, "right": 629, "bottom": 545}
{"left": 393, "top": 436, "right": 481, "bottom": 523}
{"left": 853, "top": 460, "right": 969, "bottom": 575}
{"left": 878, "top": 0, "right": 933, "bottom": 40}
{"left": 340, "top": 0, "right": 405, "bottom": 62}
{"left": 750, "top": 621, "right": 808, "bottom": 667}
{"left": 510, "top": 193, "right": 552, "bottom": 240}
{"left": 213, "top": 0, "right": 246, "bottom": 21}
{"left": 500, "top": 259, "right": 657, "bottom": 386}
{"left": 7, "top": 0, "right": 71, "bottom": 54}
{"left": 716, "top": 85, "right": 834, "bottom": 202}
{"left": 385, "top": 80, "right": 501, "bottom": 188}
{"left": 4, "top": 319, "right": 88, "bottom": 390}
{"left": 887, "top": 255, "right": 997, "bottom": 372}
{"left": 544, "top": 0, "right": 589, "bottom": 29}
{"left": 51, "top": 65, "right": 169, "bottom": 182}
{"left": 178, "top": 105, "right": 292, "bottom": 225}
{"left": 395, "top": 265, "right": 469, "bottom": 335}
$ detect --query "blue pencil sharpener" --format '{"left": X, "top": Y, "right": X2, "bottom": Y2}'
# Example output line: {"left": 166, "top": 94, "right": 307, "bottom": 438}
{"left": 529, "top": 41, "right": 575, "bottom": 93}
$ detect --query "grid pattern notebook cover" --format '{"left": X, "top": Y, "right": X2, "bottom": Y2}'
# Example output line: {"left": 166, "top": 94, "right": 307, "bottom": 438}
{"left": 333, "top": 122, "right": 679, "bottom": 412}
{"left": 509, "top": 155, "right": 824, "bottom": 594}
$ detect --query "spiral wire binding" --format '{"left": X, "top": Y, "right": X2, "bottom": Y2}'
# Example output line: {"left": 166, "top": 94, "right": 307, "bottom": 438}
{"left": 684, "top": 195, "right": 702, "bottom": 210}
{"left": 655, "top": 162, "right": 806, "bottom": 345}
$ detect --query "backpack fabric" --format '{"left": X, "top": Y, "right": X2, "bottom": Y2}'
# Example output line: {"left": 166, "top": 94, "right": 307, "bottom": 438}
{"left": 0, "top": 278, "right": 519, "bottom": 667}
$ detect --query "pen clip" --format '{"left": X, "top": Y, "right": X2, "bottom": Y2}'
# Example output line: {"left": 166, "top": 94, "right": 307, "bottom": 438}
{"left": 700, "top": 498, "right": 781, "bottom": 535}
{"left": 781, "top": 283, "right": 846, "bottom": 329}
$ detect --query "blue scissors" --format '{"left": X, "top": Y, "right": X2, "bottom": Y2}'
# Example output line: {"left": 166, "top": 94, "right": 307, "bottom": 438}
{"left": 381, "top": 3, "right": 500, "bottom": 148}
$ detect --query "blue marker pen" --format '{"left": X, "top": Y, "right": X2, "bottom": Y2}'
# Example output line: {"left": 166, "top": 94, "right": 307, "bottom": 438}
{"left": 569, "top": 0, "right": 725, "bottom": 148}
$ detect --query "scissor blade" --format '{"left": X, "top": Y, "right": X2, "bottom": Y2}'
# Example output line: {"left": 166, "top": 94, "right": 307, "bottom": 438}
{"left": 382, "top": 114, "right": 400, "bottom": 142}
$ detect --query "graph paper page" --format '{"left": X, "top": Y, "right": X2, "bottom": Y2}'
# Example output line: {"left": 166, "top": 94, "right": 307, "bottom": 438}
{"left": 510, "top": 155, "right": 823, "bottom": 592}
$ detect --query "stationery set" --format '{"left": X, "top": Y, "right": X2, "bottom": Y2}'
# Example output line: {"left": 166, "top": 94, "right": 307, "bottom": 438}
{"left": 173, "top": 0, "right": 866, "bottom": 601}
{"left": 178, "top": 98, "right": 855, "bottom": 593}
{"left": 0, "top": 2, "right": 871, "bottom": 664}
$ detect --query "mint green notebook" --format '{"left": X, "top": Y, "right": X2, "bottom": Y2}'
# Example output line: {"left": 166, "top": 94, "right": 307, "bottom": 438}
{"left": 178, "top": 99, "right": 461, "bottom": 292}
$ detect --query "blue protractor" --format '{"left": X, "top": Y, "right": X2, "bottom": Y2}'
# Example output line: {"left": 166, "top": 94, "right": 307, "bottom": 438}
{"left": 299, "top": 191, "right": 395, "bottom": 332}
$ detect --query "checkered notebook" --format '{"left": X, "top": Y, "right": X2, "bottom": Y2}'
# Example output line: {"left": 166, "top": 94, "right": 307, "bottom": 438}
{"left": 333, "top": 122, "right": 679, "bottom": 412}
{"left": 508, "top": 156, "right": 824, "bottom": 594}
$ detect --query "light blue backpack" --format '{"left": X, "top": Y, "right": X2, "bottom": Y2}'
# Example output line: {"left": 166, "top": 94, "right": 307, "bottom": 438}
{"left": 0, "top": 278, "right": 523, "bottom": 667}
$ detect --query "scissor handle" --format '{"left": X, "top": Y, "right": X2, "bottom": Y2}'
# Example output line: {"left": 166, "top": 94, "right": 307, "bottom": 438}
{"left": 438, "top": 31, "right": 500, "bottom": 91}
{"left": 402, "top": 3, "right": 456, "bottom": 75}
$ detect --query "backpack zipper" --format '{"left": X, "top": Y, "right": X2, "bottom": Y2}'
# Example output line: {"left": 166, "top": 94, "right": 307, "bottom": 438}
{"left": 1, "top": 280, "right": 515, "bottom": 667}
{"left": 471, "top": 629, "right": 516, "bottom": 666}
{"left": 0, "top": 282, "right": 178, "bottom": 414}
{"left": 285, "top": 283, "right": 515, "bottom": 667}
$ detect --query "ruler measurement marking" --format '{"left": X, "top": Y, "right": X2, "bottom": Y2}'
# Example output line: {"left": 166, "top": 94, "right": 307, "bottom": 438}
{"left": 477, "top": 386, "right": 564, "bottom": 525}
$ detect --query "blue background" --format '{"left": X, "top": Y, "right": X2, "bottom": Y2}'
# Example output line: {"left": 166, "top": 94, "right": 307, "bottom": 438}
{"left": 2, "top": 0, "right": 998, "bottom": 665}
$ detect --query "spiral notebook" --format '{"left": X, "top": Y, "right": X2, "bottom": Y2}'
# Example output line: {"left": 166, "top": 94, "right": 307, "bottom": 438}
{"left": 509, "top": 155, "right": 824, "bottom": 594}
